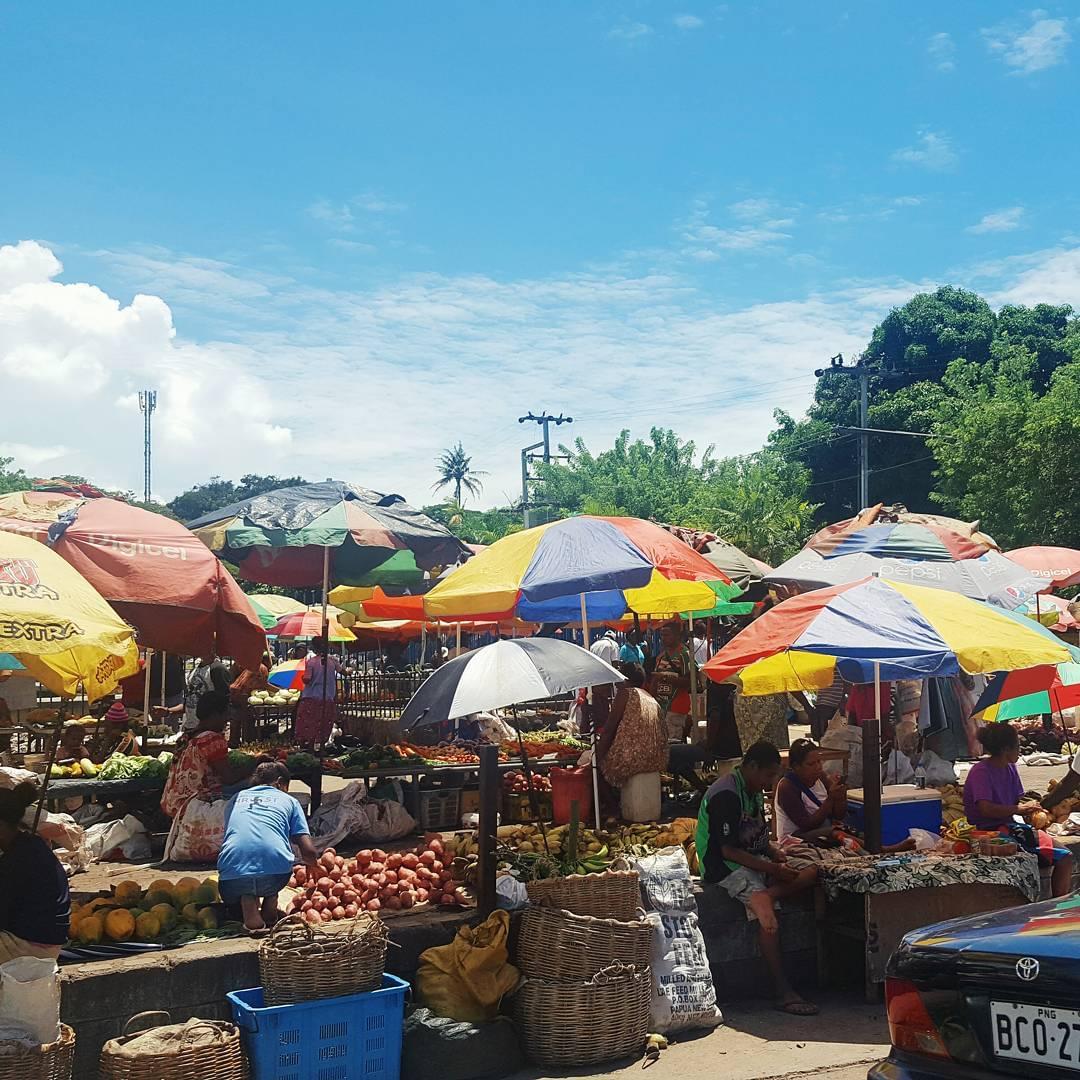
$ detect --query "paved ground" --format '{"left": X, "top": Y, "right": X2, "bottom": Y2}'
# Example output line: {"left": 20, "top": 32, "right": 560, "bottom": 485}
{"left": 506, "top": 990, "right": 888, "bottom": 1080}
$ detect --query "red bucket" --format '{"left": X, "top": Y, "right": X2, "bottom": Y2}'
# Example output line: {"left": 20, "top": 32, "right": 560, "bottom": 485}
{"left": 550, "top": 766, "right": 593, "bottom": 825}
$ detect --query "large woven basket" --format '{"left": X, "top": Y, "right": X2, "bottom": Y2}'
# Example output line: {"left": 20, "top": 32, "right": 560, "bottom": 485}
{"left": 259, "top": 911, "right": 389, "bottom": 1005}
{"left": 99, "top": 1013, "right": 245, "bottom": 1080}
{"left": 525, "top": 868, "right": 640, "bottom": 921}
{"left": 516, "top": 904, "right": 652, "bottom": 980}
{"left": 513, "top": 962, "right": 651, "bottom": 1067}
{"left": 0, "top": 1024, "right": 75, "bottom": 1080}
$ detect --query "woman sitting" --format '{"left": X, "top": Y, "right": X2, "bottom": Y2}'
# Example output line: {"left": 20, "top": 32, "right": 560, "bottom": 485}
{"left": 161, "top": 691, "right": 238, "bottom": 818}
{"left": 965, "top": 722, "right": 1074, "bottom": 897}
{"left": 774, "top": 738, "right": 847, "bottom": 842}
{"left": 0, "top": 782, "right": 70, "bottom": 962}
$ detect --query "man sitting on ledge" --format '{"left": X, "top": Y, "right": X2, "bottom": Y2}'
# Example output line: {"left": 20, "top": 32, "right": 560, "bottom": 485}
{"left": 696, "top": 740, "right": 820, "bottom": 1016}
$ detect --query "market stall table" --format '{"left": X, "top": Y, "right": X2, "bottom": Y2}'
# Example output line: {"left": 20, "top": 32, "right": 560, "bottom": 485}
{"left": 815, "top": 850, "right": 1040, "bottom": 999}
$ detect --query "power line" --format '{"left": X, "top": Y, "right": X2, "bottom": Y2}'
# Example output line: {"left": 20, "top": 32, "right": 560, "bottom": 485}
{"left": 804, "top": 453, "right": 937, "bottom": 492}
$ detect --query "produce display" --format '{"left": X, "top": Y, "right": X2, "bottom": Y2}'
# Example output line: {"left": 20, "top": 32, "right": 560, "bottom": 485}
{"left": 335, "top": 744, "right": 426, "bottom": 773}
{"left": 1039, "top": 777, "right": 1080, "bottom": 826}
{"left": 1013, "top": 718, "right": 1074, "bottom": 755}
{"left": 247, "top": 688, "right": 301, "bottom": 707}
{"left": 284, "top": 839, "right": 469, "bottom": 922}
{"left": 51, "top": 750, "right": 172, "bottom": 781}
{"left": 69, "top": 876, "right": 231, "bottom": 945}
{"left": 504, "top": 770, "right": 551, "bottom": 794}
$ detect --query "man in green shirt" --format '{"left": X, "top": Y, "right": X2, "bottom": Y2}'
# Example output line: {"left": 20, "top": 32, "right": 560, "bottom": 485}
{"left": 696, "top": 741, "right": 819, "bottom": 1015}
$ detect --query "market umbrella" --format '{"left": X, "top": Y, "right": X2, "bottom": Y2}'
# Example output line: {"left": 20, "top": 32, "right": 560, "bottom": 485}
{"left": 973, "top": 663, "right": 1080, "bottom": 724}
{"left": 0, "top": 530, "right": 139, "bottom": 700}
{"left": 245, "top": 593, "right": 305, "bottom": 631}
{"left": 267, "top": 659, "right": 307, "bottom": 690}
{"left": 270, "top": 606, "right": 355, "bottom": 642}
{"left": 807, "top": 506, "right": 997, "bottom": 561}
{"left": 401, "top": 637, "right": 625, "bottom": 727}
{"left": 187, "top": 480, "right": 469, "bottom": 590}
{"left": 765, "top": 548, "right": 1044, "bottom": 610}
{"left": 1005, "top": 547, "right": 1080, "bottom": 589}
{"left": 361, "top": 517, "right": 744, "bottom": 623}
{"left": 703, "top": 578, "right": 1070, "bottom": 851}
{"left": 0, "top": 490, "right": 266, "bottom": 668}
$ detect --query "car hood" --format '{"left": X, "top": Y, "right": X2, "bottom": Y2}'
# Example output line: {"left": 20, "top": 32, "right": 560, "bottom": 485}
{"left": 903, "top": 894, "right": 1080, "bottom": 960}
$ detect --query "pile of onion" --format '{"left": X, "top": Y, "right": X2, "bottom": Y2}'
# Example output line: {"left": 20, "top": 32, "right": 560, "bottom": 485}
{"left": 284, "top": 838, "right": 469, "bottom": 925}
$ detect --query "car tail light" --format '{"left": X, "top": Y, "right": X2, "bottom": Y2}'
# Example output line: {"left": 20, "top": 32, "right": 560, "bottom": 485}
{"left": 886, "top": 977, "right": 949, "bottom": 1059}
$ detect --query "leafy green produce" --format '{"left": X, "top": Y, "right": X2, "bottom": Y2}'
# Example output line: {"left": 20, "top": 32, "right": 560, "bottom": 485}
{"left": 285, "top": 752, "right": 319, "bottom": 772}
{"left": 97, "top": 752, "right": 170, "bottom": 781}
{"left": 227, "top": 750, "right": 257, "bottom": 772}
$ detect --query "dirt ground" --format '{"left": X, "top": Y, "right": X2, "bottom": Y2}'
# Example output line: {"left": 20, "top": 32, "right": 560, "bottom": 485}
{"left": 506, "top": 990, "right": 889, "bottom": 1080}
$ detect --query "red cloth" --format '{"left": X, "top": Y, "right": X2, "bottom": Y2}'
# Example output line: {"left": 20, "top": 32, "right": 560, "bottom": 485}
{"left": 296, "top": 698, "right": 338, "bottom": 745}
{"left": 846, "top": 682, "right": 891, "bottom": 724}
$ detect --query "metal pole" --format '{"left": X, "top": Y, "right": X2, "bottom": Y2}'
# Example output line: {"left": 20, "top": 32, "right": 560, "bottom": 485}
{"left": 160, "top": 652, "right": 167, "bottom": 708}
{"left": 580, "top": 593, "right": 602, "bottom": 830}
{"left": 520, "top": 448, "right": 531, "bottom": 529}
{"left": 476, "top": 744, "right": 499, "bottom": 917}
{"left": 140, "top": 647, "right": 154, "bottom": 753}
{"left": 858, "top": 366, "right": 869, "bottom": 510}
{"left": 862, "top": 662, "right": 883, "bottom": 853}
{"left": 320, "top": 547, "right": 331, "bottom": 640}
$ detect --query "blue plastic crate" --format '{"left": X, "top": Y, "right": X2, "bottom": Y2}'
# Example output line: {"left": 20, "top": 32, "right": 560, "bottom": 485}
{"left": 228, "top": 974, "right": 408, "bottom": 1080}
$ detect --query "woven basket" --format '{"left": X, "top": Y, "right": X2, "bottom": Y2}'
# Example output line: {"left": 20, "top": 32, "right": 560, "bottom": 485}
{"left": 513, "top": 962, "right": 651, "bottom": 1067}
{"left": 99, "top": 1013, "right": 245, "bottom": 1080}
{"left": 259, "top": 911, "right": 389, "bottom": 1005}
{"left": 0, "top": 1024, "right": 75, "bottom": 1080}
{"left": 516, "top": 904, "right": 652, "bottom": 980}
{"left": 525, "top": 869, "right": 640, "bottom": 921}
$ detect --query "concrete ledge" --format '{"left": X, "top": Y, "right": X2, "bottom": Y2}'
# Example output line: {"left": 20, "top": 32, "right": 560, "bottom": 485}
{"left": 61, "top": 908, "right": 469, "bottom": 1078}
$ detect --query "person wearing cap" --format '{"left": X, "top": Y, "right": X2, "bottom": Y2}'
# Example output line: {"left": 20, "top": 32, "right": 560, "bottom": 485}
{"left": 590, "top": 629, "right": 621, "bottom": 666}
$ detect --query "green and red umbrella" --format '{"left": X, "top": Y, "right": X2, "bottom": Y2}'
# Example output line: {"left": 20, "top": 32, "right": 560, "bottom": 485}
{"left": 973, "top": 662, "right": 1080, "bottom": 723}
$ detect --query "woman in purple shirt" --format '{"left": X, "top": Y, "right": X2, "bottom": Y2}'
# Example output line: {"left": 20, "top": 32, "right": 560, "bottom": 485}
{"left": 964, "top": 723, "right": 1073, "bottom": 896}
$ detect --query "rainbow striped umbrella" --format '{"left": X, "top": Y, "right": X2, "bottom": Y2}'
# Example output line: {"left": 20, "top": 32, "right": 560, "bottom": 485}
{"left": 808, "top": 510, "right": 997, "bottom": 562}
{"left": 268, "top": 659, "right": 307, "bottom": 690}
{"left": 703, "top": 577, "right": 1070, "bottom": 696}
{"left": 974, "top": 662, "right": 1080, "bottom": 723}
{"left": 358, "top": 516, "right": 744, "bottom": 622}
{"left": 269, "top": 606, "right": 355, "bottom": 642}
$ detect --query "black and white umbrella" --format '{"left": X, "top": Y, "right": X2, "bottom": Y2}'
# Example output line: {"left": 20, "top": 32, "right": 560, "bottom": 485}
{"left": 401, "top": 637, "right": 624, "bottom": 729}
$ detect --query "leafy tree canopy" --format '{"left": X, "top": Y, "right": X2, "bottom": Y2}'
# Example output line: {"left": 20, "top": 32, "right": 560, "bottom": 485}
{"left": 167, "top": 474, "right": 307, "bottom": 522}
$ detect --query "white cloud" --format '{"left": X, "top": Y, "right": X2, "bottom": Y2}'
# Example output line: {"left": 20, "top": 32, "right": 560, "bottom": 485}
{"left": 5, "top": 234, "right": 1079, "bottom": 509}
{"left": 983, "top": 11, "right": 1071, "bottom": 74}
{"left": 608, "top": 21, "right": 652, "bottom": 42}
{"left": 967, "top": 207, "right": 1026, "bottom": 234}
{"left": 891, "top": 130, "right": 958, "bottom": 171}
{"left": 928, "top": 31, "right": 956, "bottom": 72}
{"left": 305, "top": 192, "right": 405, "bottom": 236}
{"left": 681, "top": 199, "right": 795, "bottom": 259}
{"left": 674, "top": 14, "right": 704, "bottom": 30}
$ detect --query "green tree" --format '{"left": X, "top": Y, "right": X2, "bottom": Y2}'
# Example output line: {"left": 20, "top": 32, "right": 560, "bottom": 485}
{"left": 421, "top": 501, "right": 521, "bottom": 545}
{"left": 168, "top": 474, "right": 307, "bottom": 522}
{"left": 0, "top": 457, "right": 30, "bottom": 495}
{"left": 432, "top": 443, "right": 486, "bottom": 507}
{"left": 537, "top": 428, "right": 817, "bottom": 562}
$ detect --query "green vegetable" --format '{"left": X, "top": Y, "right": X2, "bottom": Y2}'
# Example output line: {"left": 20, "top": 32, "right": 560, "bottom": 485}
{"left": 227, "top": 750, "right": 256, "bottom": 772}
{"left": 97, "top": 753, "right": 169, "bottom": 781}
{"left": 285, "top": 752, "right": 318, "bottom": 772}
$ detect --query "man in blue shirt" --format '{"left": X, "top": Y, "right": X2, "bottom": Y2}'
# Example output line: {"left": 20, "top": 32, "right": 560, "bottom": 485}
{"left": 218, "top": 762, "right": 319, "bottom": 933}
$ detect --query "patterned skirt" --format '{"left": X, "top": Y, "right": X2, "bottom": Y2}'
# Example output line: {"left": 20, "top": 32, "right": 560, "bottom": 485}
{"left": 296, "top": 698, "right": 338, "bottom": 745}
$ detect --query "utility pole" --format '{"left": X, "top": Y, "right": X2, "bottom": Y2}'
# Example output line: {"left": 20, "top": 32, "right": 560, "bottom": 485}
{"left": 137, "top": 390, "right": 157, "bottom": 503}
{"left": 814, "top": 355, "right": 869, "bottom": 510}
{"left": 518, "top": 412, "right": 573, "bottom": 528}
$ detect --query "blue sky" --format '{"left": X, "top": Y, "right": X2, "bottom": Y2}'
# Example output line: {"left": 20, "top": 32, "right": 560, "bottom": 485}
{"left": 0, "top": 2, "right": 1077, "bottom": 507}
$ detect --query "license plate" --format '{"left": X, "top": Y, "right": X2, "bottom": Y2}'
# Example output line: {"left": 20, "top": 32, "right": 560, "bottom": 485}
{"left": 992, "top": 1001, "right": 1080, "bottom": 1071}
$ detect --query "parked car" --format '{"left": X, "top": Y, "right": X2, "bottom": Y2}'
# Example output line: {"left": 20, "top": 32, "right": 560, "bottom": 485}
{"left": 870, "top": 894, "right": 1080, "bottom": 1079}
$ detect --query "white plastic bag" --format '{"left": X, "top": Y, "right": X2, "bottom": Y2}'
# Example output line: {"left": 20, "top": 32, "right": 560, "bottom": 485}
{"left": 883, "top": 749, "right": 915, "bottom": 785}
{"left": 84, "top": 814, "right": 147, "bottom": 862}
{"left": 821, "top": 723, "right": 863, "bottom": 788}
{"left": 360, "top": 798, "right": 416, "bottom": 843}
{"left": 0, "top": 956, "right": 60, "bottom": 1045}
{"left": 920, "top": 749, "right": 959, "bottom": 789}
{"left": 495, "top": 875, "right": 528, "bottom": 910}
{"left": 308, "top": 781, "right": 372, "bottom": 853}
{"left": 909, "top": 828, "right": 942, "bottom": 852}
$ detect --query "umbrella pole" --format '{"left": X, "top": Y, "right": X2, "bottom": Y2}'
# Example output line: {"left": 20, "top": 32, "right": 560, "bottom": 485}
{"left": 160, "top": 653, "right": 167, "bottom": 709}
{"left": 32, "top": 705, "right": 66, "bottom": 834}
{"left": 477, "top": 743, "right": 499, "bottom": 918}
{"left": 580, "top": 593, "right": 602, "bottom": 830}
{"left": 141, "top": 647, "right": 154, "bottom": 753}
{"left": 863, "top": 662, "right": 883, "bottom": 853}
{"left": 320, "top": 546, "right": 331, "bottom": 640}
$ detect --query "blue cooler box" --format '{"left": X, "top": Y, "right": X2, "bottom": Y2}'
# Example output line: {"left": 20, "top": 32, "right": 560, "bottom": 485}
{"left": 845, "top": 785, "right": 942, "bottom": 846}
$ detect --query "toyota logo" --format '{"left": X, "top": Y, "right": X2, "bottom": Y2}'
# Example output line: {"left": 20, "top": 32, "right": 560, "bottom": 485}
{"left": 1016, "top": 957, "right": 1040, "bottom": 982}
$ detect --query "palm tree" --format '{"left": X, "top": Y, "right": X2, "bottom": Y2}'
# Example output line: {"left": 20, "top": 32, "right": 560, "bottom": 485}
{"left": 433, "top": 443, "right": 487, "bottom": 507}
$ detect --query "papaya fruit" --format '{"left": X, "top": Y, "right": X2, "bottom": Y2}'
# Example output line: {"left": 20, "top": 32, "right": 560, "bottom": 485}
{"left": 196, "top": 906, "right": 219, "bottom": 931}
{"left": 104, "top": 908, "right": 136, "bottom": 942}
{"left": 77, "top": 915, "right": 104, "bottom": 944}
{"left": 114, "top": 880, "right": 142, "bottom": 906}
{"left": 127, "top": 907, "right": 146, "bottom": 919}
{"left": 180, "top": 903, "right": 201, "bottom": 925}
{"left": 135, "top": 912, "right": 161, "bottom": 941}
{"left": 149, "top": 903, "right": 178, "bottom": 931}
{"left": 87, "top": 897, "right": 113, "bottom": 913}
{"left": 174, "top": 877, "right": 201, "bottom": 907}
{"left": 195, "top": 879, "right": 219, "bottom": 904}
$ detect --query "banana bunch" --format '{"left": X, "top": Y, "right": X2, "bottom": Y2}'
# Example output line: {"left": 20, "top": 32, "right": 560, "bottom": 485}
{"left": 570, "top": 844, "right": 611, "bottom": 875}
{"left": 644, "top": 1033, "right": 669, "bottom": 1062}
{"left": 939, "top": 785, "right": 966, "bottom": 825}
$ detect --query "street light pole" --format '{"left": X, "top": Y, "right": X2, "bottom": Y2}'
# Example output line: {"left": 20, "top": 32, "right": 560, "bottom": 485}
{"left": 814, "top": 356, "right": 869, "bottom": 511}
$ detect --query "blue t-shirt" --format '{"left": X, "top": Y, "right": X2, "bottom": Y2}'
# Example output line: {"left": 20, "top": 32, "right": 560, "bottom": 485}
{"left": 218, "top": 785, "right": 309, "bottom": 880}
{"left": 619, "top": 643, "right": 645, "bottom": 665}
